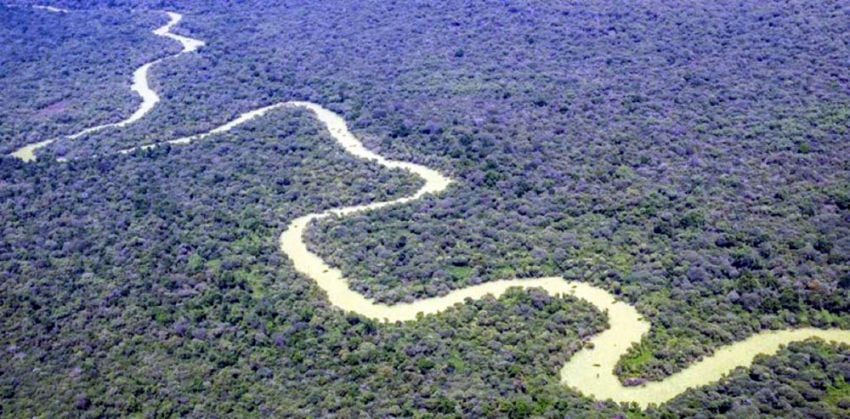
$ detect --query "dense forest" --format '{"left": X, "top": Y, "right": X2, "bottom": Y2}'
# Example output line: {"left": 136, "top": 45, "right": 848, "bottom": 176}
{"left": 2, "top": 0, "right": 850, "bottom": 416}
{"left": 0, "top": 5, "right": 174, "bottom": 153}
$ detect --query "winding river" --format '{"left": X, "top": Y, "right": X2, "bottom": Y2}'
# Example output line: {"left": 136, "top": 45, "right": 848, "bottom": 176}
{"left": 136, "top": 101, "right": 850, "bottom": 408}
{"left": 10, "top": 11, "right": 203, "bottom": 162}
{"left": 12, "top": 10, "right": 850, "bottom": 410}
{"left": 32, "top": 5, "right": 69, "bottom": 13}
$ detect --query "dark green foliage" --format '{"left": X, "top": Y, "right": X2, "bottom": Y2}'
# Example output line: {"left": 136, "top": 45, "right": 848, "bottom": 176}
{"left": 0, "top": 5, "right": 175, "bottom": 153}
{"left": 2, "top": 0, "right": 850, "bottom": 416}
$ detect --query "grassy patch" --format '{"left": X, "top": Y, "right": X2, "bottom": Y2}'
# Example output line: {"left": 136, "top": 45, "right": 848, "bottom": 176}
{"left": 826, "top": 377, "right": 850, "bottom": 407}
{"left": 447, "top": 265, "right": 474, "bottom": 281}
{"left": 235, "top": 269, "right": 267, "bottom": 298}
{"left": 619, "top": 342, "right": 654, "bottom": 378}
